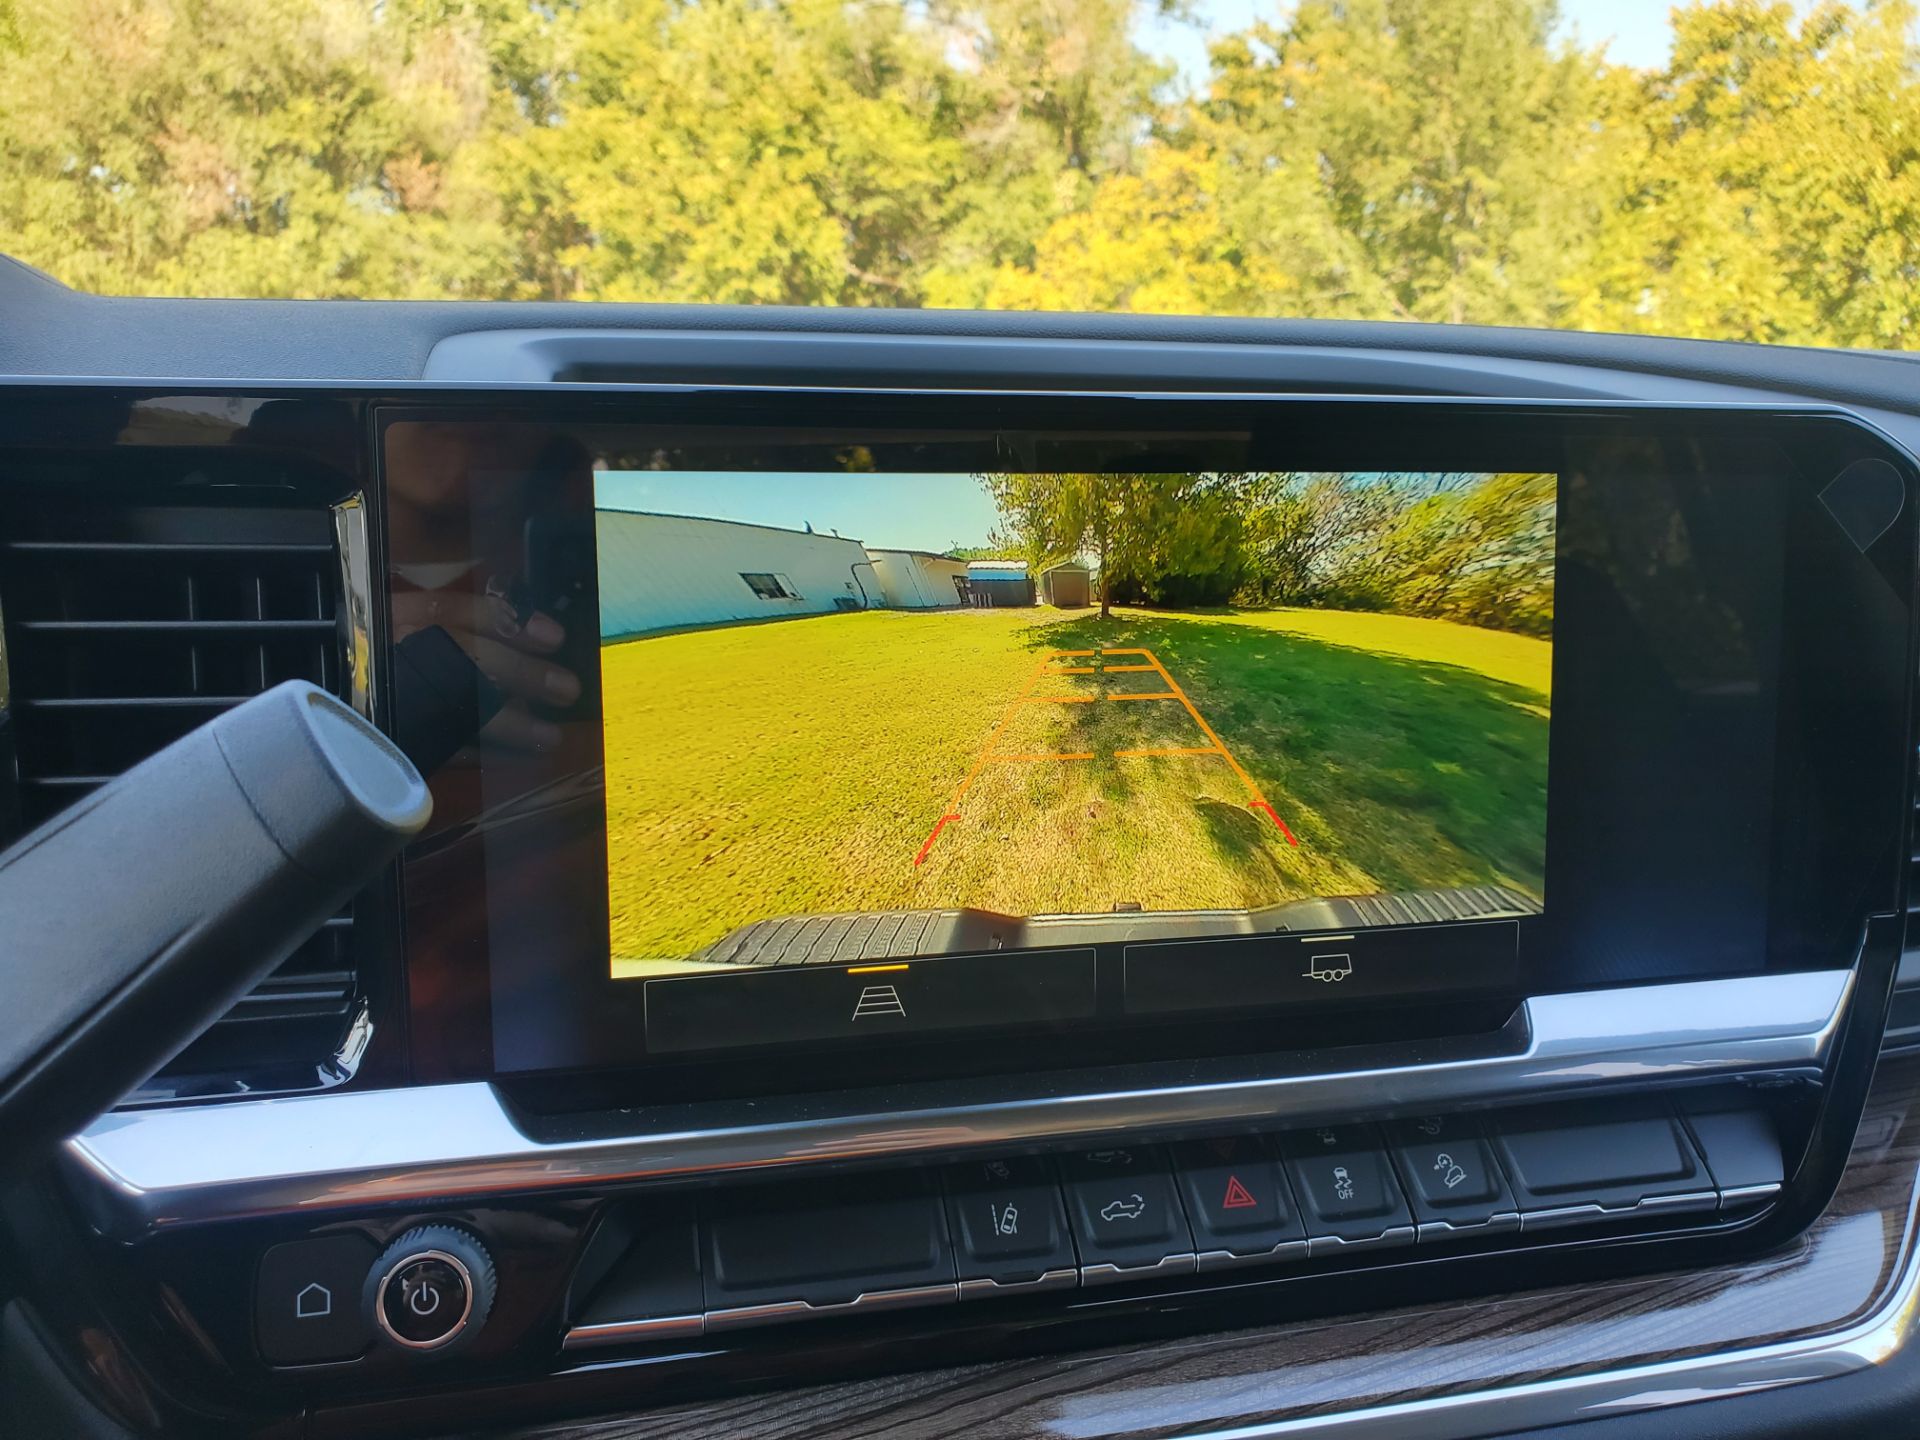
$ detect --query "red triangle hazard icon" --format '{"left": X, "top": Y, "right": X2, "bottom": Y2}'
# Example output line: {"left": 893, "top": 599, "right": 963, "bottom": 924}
{"left": 1222, "top": 1174, "right": 1258, "bottom": 1210}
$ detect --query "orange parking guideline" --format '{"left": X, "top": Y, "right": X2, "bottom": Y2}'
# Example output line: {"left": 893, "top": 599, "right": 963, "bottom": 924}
{"left": 914, "top": 643, "right": 1301, "bottom": 864}
{"left": 1127, "top": 646, "right": 1300, "bottom": 847}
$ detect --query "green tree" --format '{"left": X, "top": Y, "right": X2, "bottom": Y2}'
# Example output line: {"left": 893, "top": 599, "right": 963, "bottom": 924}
{"left": 1203, "top": 0, "right": 1630, "bottom": 326}
{"left": 981, "top": 470, "right": 1245, "bottom": 615}
{"left": 922, "top": 0, "right": 1185, "bottom": 306}
{"left": 0, "top": 0, "right": 512, "bottom": 298}
{"left": 485, "top": 0, "right": 966, "bottom": 305}
{"left": 1372, "top": 471, "right": 1556, "bottom": 634}
{"left": 1567, "top": 0, "right": 1920, "bottom": 347}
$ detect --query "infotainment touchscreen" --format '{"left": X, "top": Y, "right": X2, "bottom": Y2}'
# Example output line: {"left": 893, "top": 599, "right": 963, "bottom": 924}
{"left": 382, "top": 397, "right": 1914, "bottom": 1084}
{"left": 594, "top": 470, "right": 1555, "bottom": 979}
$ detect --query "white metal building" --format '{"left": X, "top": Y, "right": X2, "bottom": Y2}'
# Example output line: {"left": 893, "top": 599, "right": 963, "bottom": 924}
{"left": 864, "top": 549, "right": 969, "bottom": 609}
{"left": 597, "top": 510, "right": 878, "bottom": 638}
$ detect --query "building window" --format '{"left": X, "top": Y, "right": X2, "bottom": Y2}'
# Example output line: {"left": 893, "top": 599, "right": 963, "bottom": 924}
{"left": 740, "top": 572, "right": 797, "bottom": 600}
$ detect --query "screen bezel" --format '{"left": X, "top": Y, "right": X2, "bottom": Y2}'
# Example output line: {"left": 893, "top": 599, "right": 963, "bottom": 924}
{"left": 377, "top": 391, "right": 1917, "bottom": 1092}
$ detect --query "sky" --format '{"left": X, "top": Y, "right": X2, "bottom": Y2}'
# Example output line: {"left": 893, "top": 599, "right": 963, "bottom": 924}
{"left": 596, "top": 471, "right": 1004, "bottom": 553}
{"left": 1139, "top": 0, "right": 1681, "bottom": 88}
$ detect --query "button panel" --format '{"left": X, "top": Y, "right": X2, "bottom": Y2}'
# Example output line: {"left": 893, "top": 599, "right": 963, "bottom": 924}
{"left": 1060, "top": 1146, "right": 1196, "bottom": 1284}
{"left": 557, "top": 1096, "right": 1787, "bottom": 1351}
{"left": 1171, "top": 1136, "right": 1306, "bottom": 1270}
{"left": 1493, "top": 1098, "right": 1717, "bottom": 1230}
{"left": 703, "top": 1172, "right": 955, "bottom": 1313}
{"left": 944, "top": 1156, "right": 1078, "bottom": 1296}
{"left": 1279, "top": 1124, "right": 1416, "bottom": 1255}
{"left": 256, "top": 1234, "right": 378, "bottom": 1366}
{"left": 1386, "top": 1114, "right": 1518, "bottom": 1238}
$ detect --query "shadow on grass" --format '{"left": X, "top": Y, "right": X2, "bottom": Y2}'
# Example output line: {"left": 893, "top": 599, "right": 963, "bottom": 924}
{"left": 1016, "top": 609, "right": 1549, "bottom": 895}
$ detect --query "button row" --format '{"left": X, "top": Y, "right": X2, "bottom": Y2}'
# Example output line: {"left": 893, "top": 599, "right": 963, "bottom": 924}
{"left": 559, "top": 1096, "right": 1781, "bottom": 1349}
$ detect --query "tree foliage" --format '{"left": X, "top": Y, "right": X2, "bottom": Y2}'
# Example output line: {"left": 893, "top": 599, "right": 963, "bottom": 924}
{"left": 984, "top": 470, "right": 1554, "bottom": 635}
{"left": 3, "top": 0, "right": 1919, "bottom": 351}
{"left": 980, "top": 470, "right": 1246, "bottom": 615}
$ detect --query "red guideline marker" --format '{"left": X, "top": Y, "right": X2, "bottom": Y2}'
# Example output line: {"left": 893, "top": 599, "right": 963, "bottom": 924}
{"left": 914, "top": 813, "right": 959, "bottom": 866}
{"left": 1250, "top": 801, "right": 1299, "bottom": 847}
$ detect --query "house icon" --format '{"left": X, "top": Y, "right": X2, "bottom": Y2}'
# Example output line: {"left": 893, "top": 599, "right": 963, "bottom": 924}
{"left": 294, "top": 1282, "right": 332, "bottom": 1320}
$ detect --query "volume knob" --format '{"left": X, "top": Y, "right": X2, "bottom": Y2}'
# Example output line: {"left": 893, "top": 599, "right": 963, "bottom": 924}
{"left": 365, "top": 1223, "right": 495, "bottom": 1354}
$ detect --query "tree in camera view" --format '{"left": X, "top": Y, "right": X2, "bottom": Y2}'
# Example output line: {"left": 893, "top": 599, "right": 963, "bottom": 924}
{"left": 2, "top": 0, "right": 1918, "bottom": 349}
{"left": 982, "top": 470, "right": 1554, "bottom": 633}
{"left": 599, "top": 470, "right": 1552, "bottom": 968}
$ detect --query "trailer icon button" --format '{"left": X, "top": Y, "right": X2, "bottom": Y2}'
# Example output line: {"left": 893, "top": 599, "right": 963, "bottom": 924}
{"left": 1303, "top": 952, "right": 1353, "bottom": 983}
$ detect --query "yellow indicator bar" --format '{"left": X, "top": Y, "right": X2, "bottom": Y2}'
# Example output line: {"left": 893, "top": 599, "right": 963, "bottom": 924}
{"left": 847, "top": 963, "right": 910, "bottom": 974}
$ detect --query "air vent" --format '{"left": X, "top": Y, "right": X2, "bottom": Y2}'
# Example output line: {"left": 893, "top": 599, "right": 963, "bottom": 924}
{"left": 0, "top": 499, "right": 368, "bottom": 1096}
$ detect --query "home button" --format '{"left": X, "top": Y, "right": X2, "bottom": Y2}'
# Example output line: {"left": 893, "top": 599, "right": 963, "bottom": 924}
{"left": 255, "top": 1233, "right": 378, "bottom": 1365}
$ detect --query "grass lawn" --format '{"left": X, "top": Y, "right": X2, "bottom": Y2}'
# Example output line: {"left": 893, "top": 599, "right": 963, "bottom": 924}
{"left": 601, "top": 606, "right": 1551, "bottom": 966}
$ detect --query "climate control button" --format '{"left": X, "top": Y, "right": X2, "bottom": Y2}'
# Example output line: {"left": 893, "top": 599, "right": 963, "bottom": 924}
{"left": 366, "top": 1224, "right": 495, "bottom": 1354}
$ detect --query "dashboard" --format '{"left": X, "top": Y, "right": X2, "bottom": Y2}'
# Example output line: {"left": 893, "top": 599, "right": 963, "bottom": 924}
{"left": 3, "top": 266, "right": 1920, "bottom": 1440}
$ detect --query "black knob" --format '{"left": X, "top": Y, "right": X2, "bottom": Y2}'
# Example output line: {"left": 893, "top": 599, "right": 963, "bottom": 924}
{"left": 365, "top": 1224, "right": 495, "bottom": 1354}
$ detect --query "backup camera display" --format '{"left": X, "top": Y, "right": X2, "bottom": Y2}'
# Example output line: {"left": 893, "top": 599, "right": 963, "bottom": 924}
{"left": 595, "top": 470, "right": 1556, "bottom": 977}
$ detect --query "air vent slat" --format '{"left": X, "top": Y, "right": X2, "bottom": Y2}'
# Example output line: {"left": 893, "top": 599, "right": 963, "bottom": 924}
{"left": 21, "top": 696, "right": 254, "bottom": 709}
{"left": 17, "top": 619, "right": 335, "bottom": 633}
{"left": 2, "top": 540, "right": 334, "bottom": 555}
{"left": 0, "top": 496, "right": 366, "bottom": 1098}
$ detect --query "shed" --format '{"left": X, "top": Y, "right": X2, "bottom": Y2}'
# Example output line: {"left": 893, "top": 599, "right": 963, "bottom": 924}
{"left": 964, "top": 559, "right": 1035, "bottom": 608}
{"left": 597, "top": 510, "right": 875, "bottom": 637}
{"left": 865, "top": 549, "right": 969, "bottom": 609}
{"left": 1039, "top": 561, "right": 1092, "bottom": 608}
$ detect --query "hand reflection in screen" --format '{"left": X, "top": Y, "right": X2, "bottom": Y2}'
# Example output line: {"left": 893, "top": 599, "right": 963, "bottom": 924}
{"left": 385, "top": 421, "right": 589, "bottom": 756}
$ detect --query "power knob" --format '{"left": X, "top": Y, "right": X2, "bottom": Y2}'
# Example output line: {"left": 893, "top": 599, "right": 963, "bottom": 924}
{"left": 364, "top": 1224, "right": 495, "bottom": 1354}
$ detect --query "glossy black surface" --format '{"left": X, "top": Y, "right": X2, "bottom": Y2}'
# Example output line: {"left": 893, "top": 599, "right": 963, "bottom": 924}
{"left": 371, "top": 395, "right": 1917, "bottom": 1091}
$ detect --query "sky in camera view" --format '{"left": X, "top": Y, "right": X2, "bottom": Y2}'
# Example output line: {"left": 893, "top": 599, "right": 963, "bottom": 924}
{"left": 596, "top": 472, "right": 1000, "bottom": 553}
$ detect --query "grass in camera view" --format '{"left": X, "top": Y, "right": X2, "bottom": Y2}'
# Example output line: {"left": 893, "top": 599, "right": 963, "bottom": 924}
{"left": 597, "top": 471, "right": 1554, "bottom": 972}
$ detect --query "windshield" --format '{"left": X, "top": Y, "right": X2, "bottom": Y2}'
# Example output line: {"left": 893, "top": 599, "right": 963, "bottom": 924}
{"left": 0, "top": 0, "right": 1908, "bottom": 347}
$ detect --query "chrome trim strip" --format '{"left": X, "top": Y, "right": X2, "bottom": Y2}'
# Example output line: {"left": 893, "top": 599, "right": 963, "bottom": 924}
{"left": 1082, "top": 1254, "right": 1199, "bottom": 1287}
{"left": 1196, "top": 1241, "right": 1311, "bottom": 1273}
{"left": 1413, "top": 1214, "right": 1519, "bottom": 1244}
{"left": 1518, "top": 1190, "right": 1720, "bottom": 1232}
{"left": 561, "top": 1314, "right": 705, "bottom": 1350}
{"left": 329, "top": 493, "right": 374, "bottom": 718}
{"left": 702, "top": 1283, "right": 958, "bottom": 1332}
{"left": 957, "top": 1268, "right": 1080, "bottom": 1300}
{"left": 1305, "top": 1228, "right": 1416, "bottom": 1259}
{"left": 1721, "top": 1182, "right": 1785, "bottom": 1208}
{"left": 61, "top": 970, "right": 1852, "bottom": 1237}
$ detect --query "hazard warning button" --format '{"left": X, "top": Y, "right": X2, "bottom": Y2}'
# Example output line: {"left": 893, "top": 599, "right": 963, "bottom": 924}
{"left": 1171, "top": 1136, "right": 1306, "bottom": 1262}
